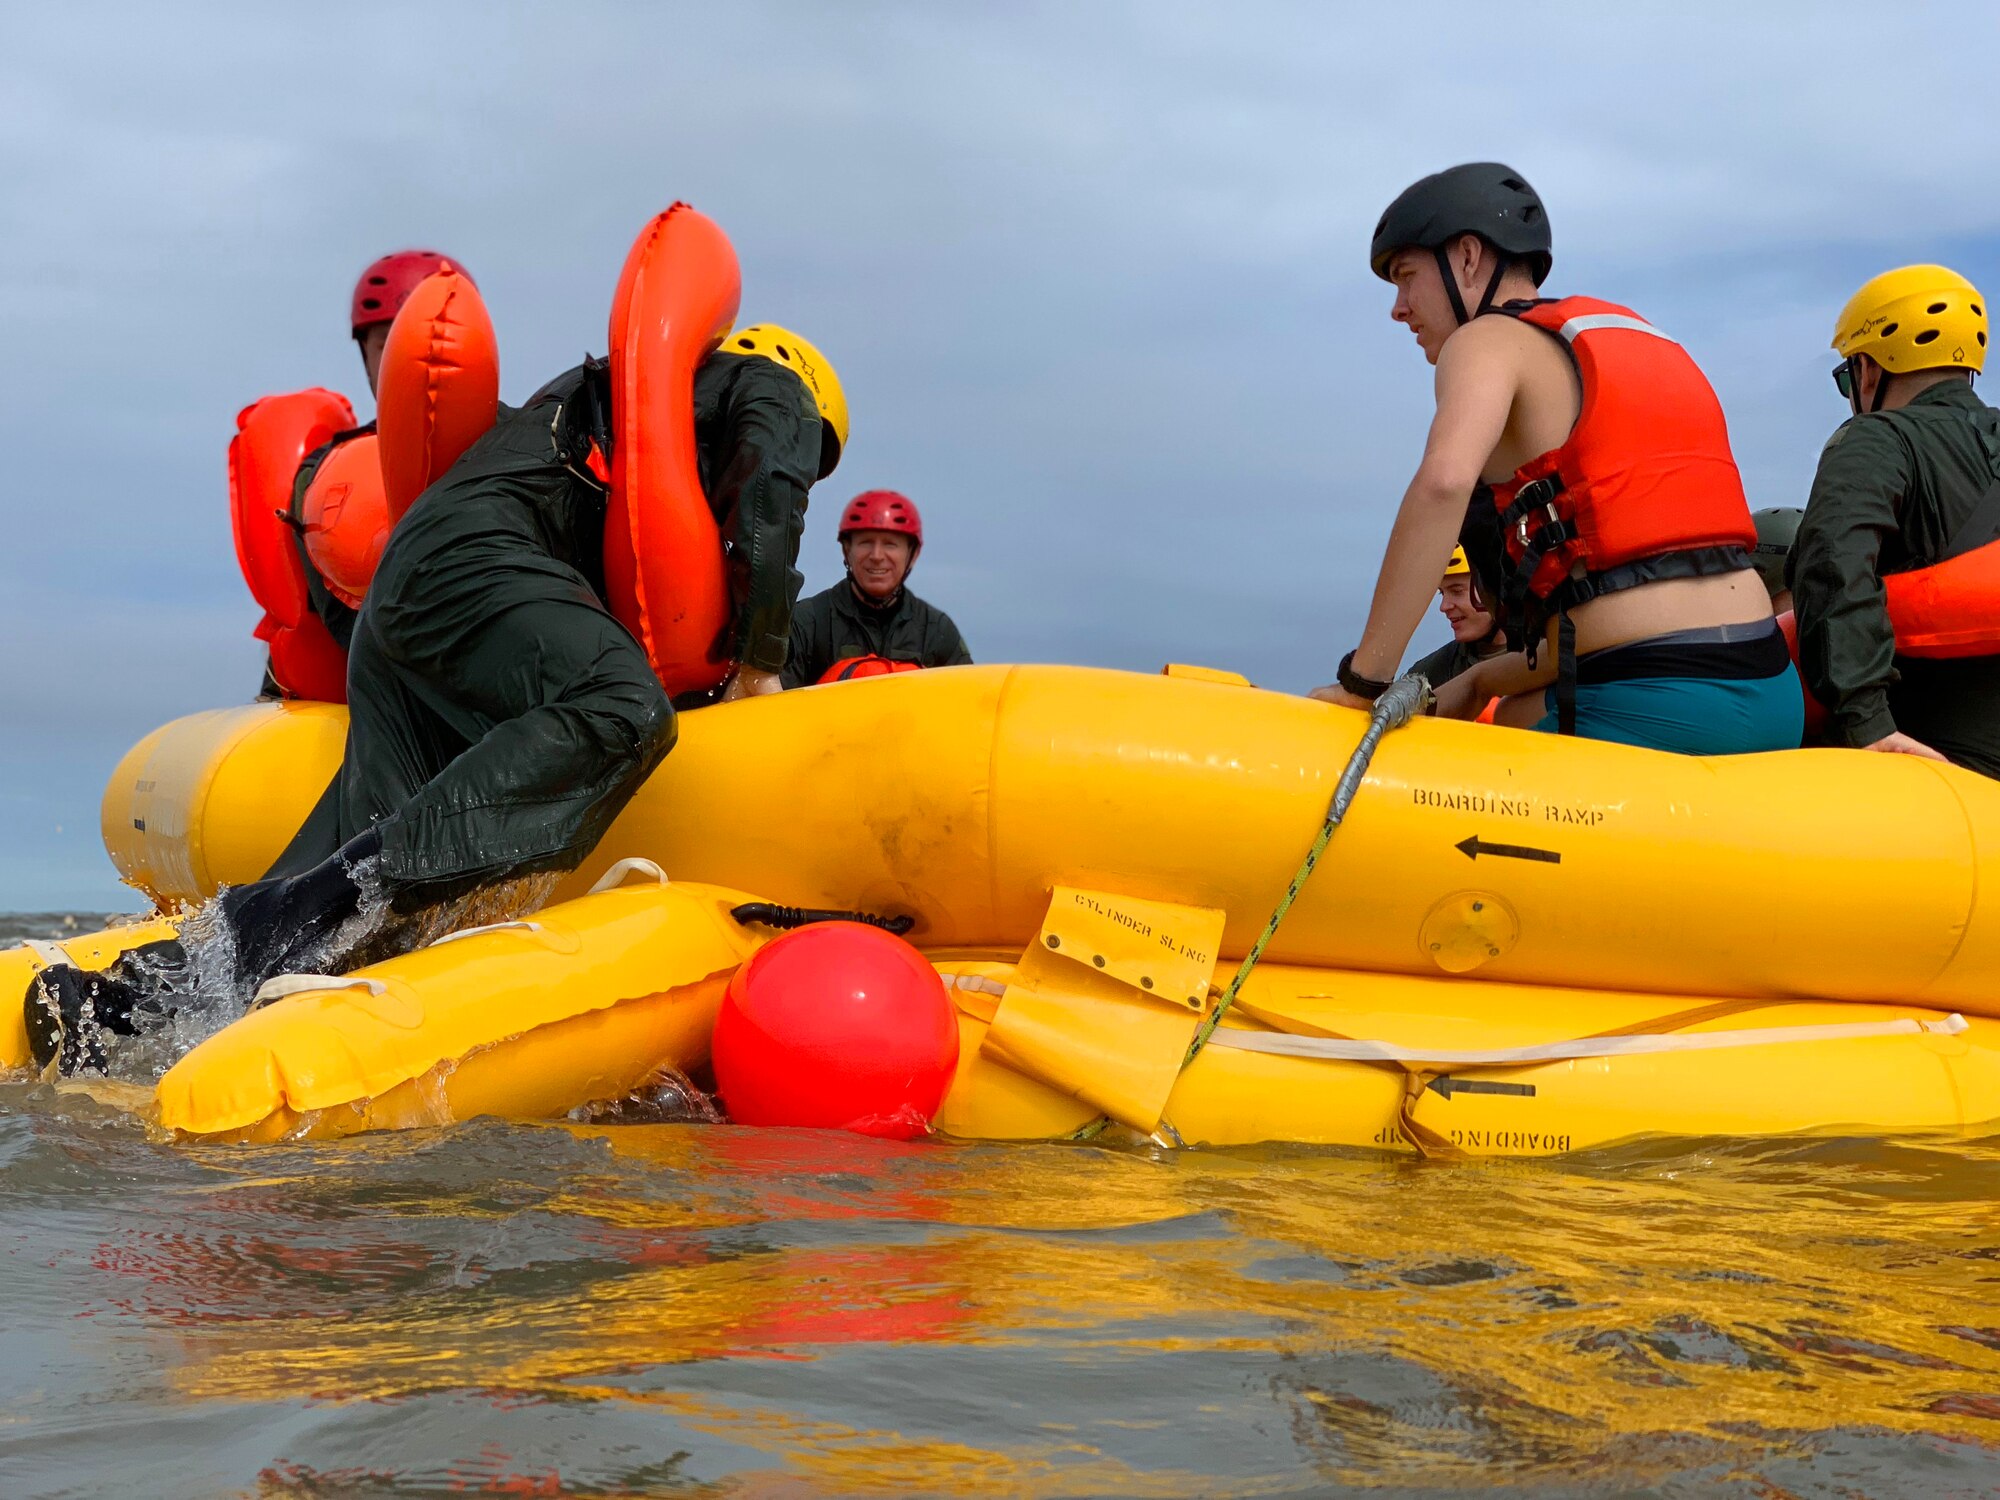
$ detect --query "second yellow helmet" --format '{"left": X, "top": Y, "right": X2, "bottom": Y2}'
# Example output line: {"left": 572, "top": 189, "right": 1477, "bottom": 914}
{"left": 718, "top": 323, "right": 848, "bottom": 476}
{"left": 1443, "top": 546, "right": 1472, "bottom": 580}
{"left": 1832, "top": 264, "right": 1987, "bottom": 375}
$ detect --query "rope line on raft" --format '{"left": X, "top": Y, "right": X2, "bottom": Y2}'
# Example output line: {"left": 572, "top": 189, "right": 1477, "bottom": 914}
{"left": 1182, "top": 674, "right": 1433, "bottom": 1069}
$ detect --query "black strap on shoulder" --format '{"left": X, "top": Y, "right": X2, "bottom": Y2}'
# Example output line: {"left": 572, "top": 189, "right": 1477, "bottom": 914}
{"left": 550, "top": 356, "right": 613, "bottom": 492}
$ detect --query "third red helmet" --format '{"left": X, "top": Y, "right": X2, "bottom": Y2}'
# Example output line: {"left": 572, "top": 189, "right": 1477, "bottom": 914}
{"left": 838, "top": 490, "right": 923, "bottom": 550}
{"left": 350, "top": 250, "right": 471, "bottom": 337}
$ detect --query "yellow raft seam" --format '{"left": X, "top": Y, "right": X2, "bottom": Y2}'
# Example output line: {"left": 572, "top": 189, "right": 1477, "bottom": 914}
{"left": 1913, "top": 757, "right": 1982, "bottom": 1001}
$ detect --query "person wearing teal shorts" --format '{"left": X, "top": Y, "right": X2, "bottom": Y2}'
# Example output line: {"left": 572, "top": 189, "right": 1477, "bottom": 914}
{"left": 1527, "top": 621, "right": 1804, "bottom": 753}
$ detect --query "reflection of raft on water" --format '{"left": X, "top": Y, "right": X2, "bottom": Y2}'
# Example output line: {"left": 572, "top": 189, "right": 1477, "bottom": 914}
{"left": 11, "top": 664, "right": 2000, "bottom": 1156}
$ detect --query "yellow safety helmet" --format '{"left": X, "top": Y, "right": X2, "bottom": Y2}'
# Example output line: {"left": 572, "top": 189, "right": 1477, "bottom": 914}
{"left": 1443, "top": 546, "right": 1472, "bottom": 580}
{"left": 718, "top": 323, "right": 849, "bottom": 477}
{"left": 1832, "top": 264, "right": 1987, "bottom": 375}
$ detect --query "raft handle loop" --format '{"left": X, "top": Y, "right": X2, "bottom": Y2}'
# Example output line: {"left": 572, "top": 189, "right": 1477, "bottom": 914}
{"left": 731, "top": 902, "right": 916, "bottom": 937}
{"left": 429, "top": 920, "right": 546, "bottom": 948}
{"left": 23, "top": 939, "right": 68, "bottom": 966}
{"left": 251, "top": 973, "right": 387, "bottom": 1009}
{"left": 1184, "top": 672, "right": 1432, "bottom": 1069}
{"left": 589, "top": 858, "right": 670, "bottom": 893}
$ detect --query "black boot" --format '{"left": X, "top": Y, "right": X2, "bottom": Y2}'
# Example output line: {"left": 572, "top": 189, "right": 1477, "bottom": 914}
{"left": 24, "top": 940, "right": 186, "bottom": 1074}
{"left": 22, "top": 828, "right": 385, "bottom": 1076}
{"left": 216, "top": 827, "right": 384, "bottom": 995}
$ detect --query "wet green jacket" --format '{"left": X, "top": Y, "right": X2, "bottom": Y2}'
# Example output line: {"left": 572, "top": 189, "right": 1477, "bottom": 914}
{"left": 269, "top": 353, "right": 820, "bottom": 895}
{"left": 780, "top": 579, "right": 972, "bottom": 689}
{"left": 1792, "top": 380, "right": 2000, "bottom": 777}
{"left": 691, "top": 352, "right": 823, "bottom": 674}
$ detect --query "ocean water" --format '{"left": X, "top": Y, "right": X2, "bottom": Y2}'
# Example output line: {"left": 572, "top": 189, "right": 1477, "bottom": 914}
{"left": 2, "top": 916, "right": 1998, "bottom": 1497}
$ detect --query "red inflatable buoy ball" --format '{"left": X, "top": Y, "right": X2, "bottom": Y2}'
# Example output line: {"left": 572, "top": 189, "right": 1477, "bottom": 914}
{"left": 713, "top": 923, "right": 959, "bottom": 1139}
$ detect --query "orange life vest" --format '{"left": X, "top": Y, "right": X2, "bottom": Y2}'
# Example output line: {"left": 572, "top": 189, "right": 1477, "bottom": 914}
{"left": 1884, "top": 537, "right": 2000, "bottom": 658}
{"left": 603, "top": 203, "right": 742, "bottom": 699}
{"left": 296, "top": 269, "right": 499, "bottom": 611}
{"left": 1474, "top": 297, "right": 1757, "bottom": 639}
{"left": 229, "top": 389, "right": 355, "bottom": 702}
{"left": 819, "top": 656, "right": 925, "bottom": 685}
{"left": 296, "top": 431, "right": 390, "bottom": 610}
{"left": 375, "top": 268, "right": 499, "bottom": 522}
{"left": 236, "top": 269, "right": 501, "bottom": 696}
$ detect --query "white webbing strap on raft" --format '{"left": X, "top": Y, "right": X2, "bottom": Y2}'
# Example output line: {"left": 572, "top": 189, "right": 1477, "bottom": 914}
{"left": 428, "top": 920, "right": 546, "bottom": 948}
{"left": 588, "top": 857, "right": 669, "bottom": 893}
{"left": 252, "top": 973, "right": 388, "bottom": 1008}
{"left": 1207, "top": 1012, "right": 1969, "bottom": 1066}
{"left": 23, "top": 939, "right": 69, "bottom": 966}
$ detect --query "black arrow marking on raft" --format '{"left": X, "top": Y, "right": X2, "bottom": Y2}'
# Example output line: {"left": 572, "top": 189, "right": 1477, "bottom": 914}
{"left": 1456, "top": 835, "right": 1561, "bottom": 864}
{"left": 1427, "top": 1077, "right": 1537, "bottom": 1100}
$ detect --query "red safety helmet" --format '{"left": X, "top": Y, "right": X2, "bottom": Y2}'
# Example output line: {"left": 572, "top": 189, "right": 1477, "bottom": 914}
{"left": 838, "top": 490, "right": 923, "bottom": 551}
{"left": 350, "top": 250, "right": 472, "bottom": 337}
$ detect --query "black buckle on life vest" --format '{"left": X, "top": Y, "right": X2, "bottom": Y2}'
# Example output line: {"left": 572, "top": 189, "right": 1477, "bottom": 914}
{"left": 551, "top": 357, "right": 614, "bottom": 493}
{"left": 1500, "top": 474, "right": 1568, "bottom": 550}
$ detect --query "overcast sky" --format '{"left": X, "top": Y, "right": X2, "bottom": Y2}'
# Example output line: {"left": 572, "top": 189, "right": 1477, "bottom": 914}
{"left": 5, "top": 2, "right": 2000, "bottom": 908}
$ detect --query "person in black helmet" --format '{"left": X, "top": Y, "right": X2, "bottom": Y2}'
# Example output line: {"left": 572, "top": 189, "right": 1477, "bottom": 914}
{"left": 1312, "top": 163, "right": 1793, "bottom": 756}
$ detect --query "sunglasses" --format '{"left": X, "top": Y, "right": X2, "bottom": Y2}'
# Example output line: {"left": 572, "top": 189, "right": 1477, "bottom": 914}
{"left": 1831, "top": 359, "right": 1857, "bottom": 400}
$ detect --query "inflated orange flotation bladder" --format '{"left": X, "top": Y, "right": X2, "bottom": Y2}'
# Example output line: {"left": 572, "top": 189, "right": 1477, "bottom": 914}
{"left": 1884, "top": 539, "right": 2000, "bottom": 659}
{"left": 229, "top": 389, "right": 355, "bottom": 701}
{"left": 1776, "top": 609, "right": 1829, "bottom": 743}
{"left": 818, "top": 656, "right": 925, "bottom": 685}
{"left": 604, "top": 204, "right": 742, "bottom": 697}
{"left": 297, "top": 269, "right": 502, "bottom": 613}
{"left": 377, "top": 267, "right": 498, "bottom": 521}
{"left": 299, "top": 432, "right": 389, "bottom": 611}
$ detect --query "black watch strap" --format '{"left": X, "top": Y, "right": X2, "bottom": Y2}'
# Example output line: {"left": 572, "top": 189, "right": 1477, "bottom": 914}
{"left": 1337, "top": 650, "right": 1393, "bottom": 701}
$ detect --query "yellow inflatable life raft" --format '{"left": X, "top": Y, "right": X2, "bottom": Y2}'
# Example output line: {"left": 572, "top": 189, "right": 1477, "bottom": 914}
{"left": 103, "top": 666, "right": 2000, "bottom": 1009}
{"left": 19, "top": 663, "right": 2000, "bottom": 1156}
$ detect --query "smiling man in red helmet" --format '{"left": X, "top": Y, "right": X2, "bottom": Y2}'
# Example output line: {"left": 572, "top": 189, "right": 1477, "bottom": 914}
{"left": 781, "top": 490, "right": 972, "bottom": 687}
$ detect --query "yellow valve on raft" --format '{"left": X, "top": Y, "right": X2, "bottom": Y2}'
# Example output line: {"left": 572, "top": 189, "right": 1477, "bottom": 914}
{"left": 98, "top": 666, "right": 2000, "bottom": 1013}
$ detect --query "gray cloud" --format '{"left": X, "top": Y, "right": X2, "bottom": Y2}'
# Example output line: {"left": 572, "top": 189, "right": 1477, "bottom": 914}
{"left": 6, "top": 1, "right": 2000, "bottom": 905}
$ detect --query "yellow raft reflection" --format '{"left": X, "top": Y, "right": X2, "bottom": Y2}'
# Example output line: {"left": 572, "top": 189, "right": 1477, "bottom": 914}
{"left": 25, "top": 664, "right": 2000, "bottom": 1153}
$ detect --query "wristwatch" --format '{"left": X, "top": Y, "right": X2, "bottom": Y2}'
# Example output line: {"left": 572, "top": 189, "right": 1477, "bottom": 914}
{"left": 1336, "top": 650, "right": 1393, "bottom": 701}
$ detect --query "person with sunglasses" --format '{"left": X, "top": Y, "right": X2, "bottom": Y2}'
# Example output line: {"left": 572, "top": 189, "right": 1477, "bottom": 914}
{"left": 1791, "top": 266, "right": 2000, "bottom": 776}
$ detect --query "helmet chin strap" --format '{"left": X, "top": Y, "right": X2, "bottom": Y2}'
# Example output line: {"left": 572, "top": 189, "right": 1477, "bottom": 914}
{"left": 1432, "top": 245, "right": 1515, "bottom": 326}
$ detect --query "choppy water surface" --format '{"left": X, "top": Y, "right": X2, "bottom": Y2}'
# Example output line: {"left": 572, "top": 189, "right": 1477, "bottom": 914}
{"left": 3, "top": 923, "right": 1999, "bottom": 1497}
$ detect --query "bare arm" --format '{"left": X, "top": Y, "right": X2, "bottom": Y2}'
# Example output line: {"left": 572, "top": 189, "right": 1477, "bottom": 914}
{"left": 1312, "top": 324, "right": 1519, "bottom": 702}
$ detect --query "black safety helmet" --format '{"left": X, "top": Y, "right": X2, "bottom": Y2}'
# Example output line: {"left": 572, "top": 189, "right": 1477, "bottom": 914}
{"left": 1370, "top": 163, "right": 1553, "bottom": 326}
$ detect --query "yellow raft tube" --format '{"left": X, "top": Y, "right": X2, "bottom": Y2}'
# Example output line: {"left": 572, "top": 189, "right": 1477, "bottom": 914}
{"left": 10, "top": 663, "right": 1997, "bottom": 1155}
